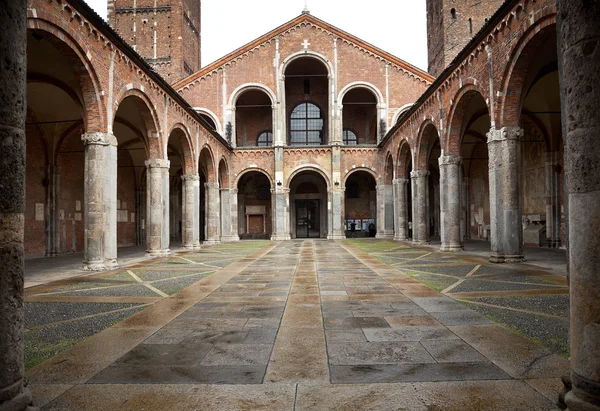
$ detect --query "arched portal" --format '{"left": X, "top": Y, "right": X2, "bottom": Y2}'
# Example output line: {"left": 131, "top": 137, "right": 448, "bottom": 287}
{"left": 285, "top": 57, "right": 329, "bottom": 146}
{"left": 289, "top": 171, "right": 328, "bottom": 238}
{"left": 237, "top": 171, "right": 272, "bottom": 239}
{"left": 342, "top": 87, "right": 378, "bottom": 145}
{"left": 344, "top": 171, "right": 377, "bottom": 238}
{"left": 235, "top": 89, "right": 273, "bottom": 147}
{"left": 414, "top": 122, "right": 441, "bottom": 244}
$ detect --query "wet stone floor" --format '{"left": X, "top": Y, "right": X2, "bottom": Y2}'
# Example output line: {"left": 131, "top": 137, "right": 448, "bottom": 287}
{"left": 26, "top": 239, "right": 570, "bottom": 410}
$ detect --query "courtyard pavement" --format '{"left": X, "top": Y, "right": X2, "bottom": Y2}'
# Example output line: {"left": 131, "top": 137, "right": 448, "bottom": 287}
{"left": 24, "top": 239, "right": 569, "bottom": 410}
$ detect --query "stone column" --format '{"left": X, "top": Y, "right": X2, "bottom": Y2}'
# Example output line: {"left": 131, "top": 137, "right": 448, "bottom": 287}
{"left": 45, "top": 165, "right": 61, "bottom": 256}
{"left": 220, "top": 187, "right": 239, "bottom": 242}
{"left": 439, "top": 155, "right": 463, "bottom": 251}
{"left": 461, "top": 177, "right": 471, "bottom": 241}
{"left": 0, "top": 1, "right": 34, "bottom": 409}
{"left": 558, "top": 1, "right": 600, "bottom": 409}
{"left": 545, "top": 151, "right": 562, "bottom": 248}
{"left": 393, "top": 178, "right": 409, "bottom": 241}
{"left": 487, "top": 127, "right": 524, "bottom": 263}
{"left": 204, "top": 182, "right": 220, "bottom": 245}
{"left": 271, "top": 146, "right": 290, "bottom": 240}
{"left": 411, "top": 170, "right": 430, "bottom": 244}
{"left": 376, "top": 184, "right": 394, "bottom": 239}
{"left": 145, "top": 159, "right": 170, "bottom": 256}
{"left": 82, "top": 132, "right": 118, "bottom": 270}
{"left": 329, "top": 186, "right": 345, "bottom": 239}
{"left": 181, "top": 174, "right": 200, "bottom": 250}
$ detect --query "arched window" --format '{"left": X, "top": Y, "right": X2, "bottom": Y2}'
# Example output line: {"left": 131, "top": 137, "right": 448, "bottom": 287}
{"left": 290, "top": 102, "right": 324, "bottom": 146}
{"left": 343, "top": 129, "right": 358, "bottom": 145}
{"left": 257, "top": 131, "right": 273, "bottom": 147}
{"left": 450, "top": 8, "right": 457, "bottom": 19}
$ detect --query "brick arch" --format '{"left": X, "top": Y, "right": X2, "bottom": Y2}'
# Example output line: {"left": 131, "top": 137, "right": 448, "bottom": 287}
{"left": 392, "top": 104, "right": 414, "bottom": 125}
{"left": 218, "top": 158, "right": 230, "bottom": 188}
{"left": 228, "top": 83, "right": 276, "bottom": 107}
{"left": 26, "top": 19, "right": 105, "bottom": 133}
{"left": 342, "top": 167, "right": 379, "bottom": 187}
{"left": 113, "top": 88, "right": 162, "bottom": 159}
{"left": 192, "top": 107, "right": 222, "bottom": 134}
{"left": 338, "top": 82, "right": 385, "bottom": 106}
{"left": 198, "top": 145, "right": 216, "bottom": 182}
{"left": 234, "top": 168, "right": 274, "bottom": 189}
{"left": 498, "top": 14, "right": 557, "bottom": 127}
{"left": 446, "top": 83, "right": 490, "bottom": 155}
{"left": 167, "top": 123, "right": 195, "bottom": 175}
{"left": 396, "top": 139, "right": 413, "bottom": 179}
{"left": 280, "top": 50, "right": 334, "bottom": 77}
{"left": 384, "top": 151, "right": 395, "bottom": 185}
{"left": 287, "top": 165, "right": 331, "bottom": 189}
{"left": 415, "top": 119, "right": 440, "bottom": 170}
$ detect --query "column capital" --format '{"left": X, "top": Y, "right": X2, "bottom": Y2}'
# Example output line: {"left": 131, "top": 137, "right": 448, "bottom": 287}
{"left": 439, "top": 154, "right": 462, "bottom": 166}
{"left": 410, "top": 170, "right": 429, "bottom": 178}
{"left": 487, "top": 127, "right": 523, "bottom": 143}
{"left": 393, "top": 178, "right": 409, "bottom": 185}
{"left": 205, "top": 181, "right": 219, "bottom": 189}
{"left": 230, "top": 188, "right": 239, "bottom": 195}
{"left": 145, "top": 158, "right": 170, "bottom": 169}
{"left": 82, "top": 132, "right": 117, "bottom": 146}
{"left": 181, "top": 174, "right": 200, "bottom": 182}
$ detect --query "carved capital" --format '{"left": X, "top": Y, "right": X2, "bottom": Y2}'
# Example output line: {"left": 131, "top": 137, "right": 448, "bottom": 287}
{"left": 393, "top": 178, "right": 409, "bottom": 185}
{"left": 410, "top": 170, "right": 429, "bottom": 179}
{"left": 181, "top": 174, "right": 200, "bottom": 182}
{"left": 438, "top": 155, "right": 462, "bottom": 166}
{"left": 145, "top": 158, "right": 170, "bottom": 169}
{"left": 205, "top": 182, "right": 220, "bottom": 189}
{"left": 487, "top": 127, "right": 523, "bottom": 143}
{"left": 82, "top": 132, "right": 117, "bottom": 147}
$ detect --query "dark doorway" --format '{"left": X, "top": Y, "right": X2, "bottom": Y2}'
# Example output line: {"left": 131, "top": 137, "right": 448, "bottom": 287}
{"left": 295, "top": 199, "right": 320, "bottom": 238}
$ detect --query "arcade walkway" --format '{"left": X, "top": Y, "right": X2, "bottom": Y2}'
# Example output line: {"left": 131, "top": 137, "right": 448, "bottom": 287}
{"left": 25, "top": 240, "right": 568, "bottom": 410}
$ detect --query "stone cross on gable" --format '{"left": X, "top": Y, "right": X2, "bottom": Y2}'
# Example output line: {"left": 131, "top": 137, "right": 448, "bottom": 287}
{"left": 302, "top": 39, "right": 310, "bottom": 49}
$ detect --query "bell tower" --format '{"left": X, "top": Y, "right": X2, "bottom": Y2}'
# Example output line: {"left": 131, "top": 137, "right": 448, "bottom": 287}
{"left": 108, "top": 0, "right": 201, "bottom": 84}
{"left": 426, "top": 0, "right": 504, "bottom": 78}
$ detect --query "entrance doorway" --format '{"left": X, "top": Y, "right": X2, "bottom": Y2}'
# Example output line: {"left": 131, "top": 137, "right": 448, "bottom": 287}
{"left": 296, "top": 199, "right": 320, "bottom": 238}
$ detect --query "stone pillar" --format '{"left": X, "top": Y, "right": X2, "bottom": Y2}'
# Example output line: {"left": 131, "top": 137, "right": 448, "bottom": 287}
{"left": 411, "top": 170, "right": 430, "bottom": 244}
{"left": 461, "top": 177, "right": 471, "bottom": 241}
{"left": 181, "top": 174, "right": 200, "bottom": 250}
{"left": 393, "top": 178, "right": 409, "bottom": 241}
{"left": 329, "top": 186, "right": 345, "bottom": 239}
{"left": 82, "top": 132, "right": 118, "bottom": 270}
{"left": 204, "top": 182, "right": 220, "bottom": 245}
{"left": 439, "top": 155, "right": 463, "bottom": 251}
{"left": 376, "top": 184, "right": 394, "bottom": 239}
{"left": 45, "top": 165, "right": 61, "bottom": 256}
{"left": 0, "top": 0, "right": 34, "bottom": 409}
{"left": 558, "top": 1, "right": 600, "bottom": 409}
{"left": 487, "top": 127, "right": 524, "bottom": 263}
{"left": 545, "top": 151, "right": 562, "bottom": 248}
{"left": 145, "top": 159, "right": 170, "bottom": 256}
{"left": 220, "top": 187, "right": 239, "bottom": 242}
{"left": 271, "top": 146, "right": 290, "bottom": 240}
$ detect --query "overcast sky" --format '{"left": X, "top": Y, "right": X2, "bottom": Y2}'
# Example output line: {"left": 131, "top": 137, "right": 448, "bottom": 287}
{"left": 84, "top": 0, "right": 428, "bottom": 71}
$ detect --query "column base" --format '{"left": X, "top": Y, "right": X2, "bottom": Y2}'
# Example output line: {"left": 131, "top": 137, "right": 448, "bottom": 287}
{"left": 489, "top": 253, "right": 524, "bottom": 263}
{"left": 564, "top": 372, "right": 600, "bottom": 411}
{"left": 328, "top": 234, "right": 347, "bottom": 240}
{"left": 270, "top": 233, "right": 291, "bottom": 241}
{"left": 440, "top": 243, "right": 464, "bottom": 252}
{"left": 181, "top": 244, "right": 198, "bottom": 251}
{"left": 394, "top": 235, "right": 408, "bottom": 241}
{"left": 202, "top": 240, "right": 220, "bottom": 246}
{"left": 548, "top": 239, "right": 562, "bottom": 248}
{"left": 0, "top": 386, "right": 35, "bottom": 411}
{"left": 412, "top": 240, "right": 430, "bottom": 246}
{"left": 82, "top": 260, "right": 113, "bottom": 271}
{"left": 146, "top": 249, "right": 171, "bottom": 257}
{"left": 376, "top": 233, "right": 394, "bottom": 240}
{"left": 220, "top": 235, "right": 240, "bottom": 242}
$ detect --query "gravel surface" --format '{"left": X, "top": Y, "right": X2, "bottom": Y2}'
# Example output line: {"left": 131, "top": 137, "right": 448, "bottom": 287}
{"left": 461, "top": 301, "right": 569, "bottom": 357}
{"left": 465, "top": 295, "right": 569, "bottom": 318}
{"left": 60, "top": 284, "right": 161, "bottom": 297}
{"left": 451, "top": 279, "right": 561, "bottom": 293}
{"left": 134, "top": 268, "right": 214, "bottom": 281}
{"left": 153, "top": 273, "right": 211, "bottom": 295}
{"left": 25, "top": 302, "right": 143, "bottom": 328}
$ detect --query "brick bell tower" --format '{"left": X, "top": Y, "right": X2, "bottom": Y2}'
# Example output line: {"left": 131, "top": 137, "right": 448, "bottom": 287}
{"left": 108, "top": 0, "right": 201, "bottom": 84}
{"left": 426, "top": 0, "right": 504, "bottom": 78}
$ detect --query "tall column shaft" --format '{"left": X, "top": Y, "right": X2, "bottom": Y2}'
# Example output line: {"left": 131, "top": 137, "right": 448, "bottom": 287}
{"left": 272, "top": 146, "right": 290, "bottom": 240}
{"left": 82, "top": 132, "right": 118, "bottom": 270}
{"left": 439, "top": 155, "right": 463, "bottom": 251}
{"left": 220, "top": 187, "right": 239, "bottom": 242}
{"left": 0, "top": 0, "right": 34, "bottom": 408}
{"left": 181, "top": 174, "right": 200, "bottom": 249}
{"left": 545, "top": 151, "right": 562, "bottom": 248}
{"left": 204, "top": 182, "right": 220, "bottom": 245}
{"left": 45, "top": 165, "right": 61, "bottom": 256}
{"left": 393, "top": 178, "right": 409, "bottom": 241}
{"left": 558, "top": 1, "right": 600, "bottom": 409}
{"left": 411, "top": 170, "right": 430, "bottom": 244}
{"left": 487, "top": 127, "right": 523, "bottom": 263}
{"left": 329, "top": 188, "right": 345, "bottom": 239}
{"left": 145, "top": 159, "right": 170, "bottom": 256}
{"left": 376, "top": 184, "right": 394, "bottom": 239}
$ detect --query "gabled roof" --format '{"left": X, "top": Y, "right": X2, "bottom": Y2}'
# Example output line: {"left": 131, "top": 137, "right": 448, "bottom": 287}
{"left": 173, "top": 12, "right": 434, "bottom": 90}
